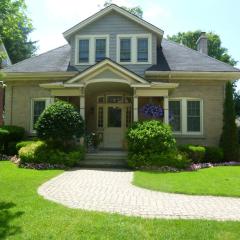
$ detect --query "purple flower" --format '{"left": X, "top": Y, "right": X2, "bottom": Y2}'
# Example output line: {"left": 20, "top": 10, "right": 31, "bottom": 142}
{"left": 140, "top": 104, "right": 164, "bottom": 119}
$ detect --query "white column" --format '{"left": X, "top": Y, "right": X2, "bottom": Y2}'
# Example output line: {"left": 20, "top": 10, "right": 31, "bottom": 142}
{"left": 133, "top": 96, "right": 138, "bottom": 122}
{"left": 164, "top": 96, "right": 169, "bottom": 124}
{"left": 80, "top": 88, "right": 85, "bottom": 120}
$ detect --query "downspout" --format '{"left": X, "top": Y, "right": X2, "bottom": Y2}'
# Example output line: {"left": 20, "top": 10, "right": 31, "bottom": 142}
{"left": 10, "top": 86, "right": 13, "bottom": 125}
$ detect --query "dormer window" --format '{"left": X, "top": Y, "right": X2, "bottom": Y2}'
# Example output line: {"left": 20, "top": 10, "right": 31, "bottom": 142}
{"left": 79, "top": 39, "right": 89, "bottom": 63}
{"left": 117, "top": 34, "right": 152, "bottom": 64}
{"left": 95, "top": 39, "right": 106, "bottom": 62}
{"left": 75, "top": 35, "right": 109, "bottom": 65}
{"left": 137, "top": 38, "right": 148, "bottom": 62}
{"left": 120, "top": 38, "right": 131, "bottom": 62}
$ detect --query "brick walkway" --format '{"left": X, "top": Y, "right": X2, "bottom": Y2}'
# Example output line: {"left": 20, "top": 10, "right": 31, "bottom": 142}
{"left": 38, "top": 169, "right": 240, "bottom": 221}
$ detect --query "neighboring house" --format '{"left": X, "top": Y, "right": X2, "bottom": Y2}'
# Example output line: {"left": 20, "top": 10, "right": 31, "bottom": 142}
{"left": 0, "top": 42, "right": 11, "bottom": 125}
{"left": 3, "top": 4, "right": 240, "bottom": 148}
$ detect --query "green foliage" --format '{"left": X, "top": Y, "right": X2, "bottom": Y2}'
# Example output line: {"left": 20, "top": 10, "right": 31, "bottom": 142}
{"left": 16, "top": 140, "right": 36, "bottom": 152}
{"left": 127, "top": 120, "right": 176, "bottom": 154}
{"left": 178, "top": 145, "right": 206, "bottom": 163}
{"left": 127, "top": 120, "right": 180, "bottom": 168}
{"left": 128, "top": 151, "right": 190, "bottom": 169}
{"left": 19, "top": 141, "right": 85, "bottom": 167}
{"left": 220, "top": 82, "right": 239, "bottom": 161}
{"left": 167, "top": 30, "right": 237, "bottom": 66}
{"left": 205, "top": 146, "right": 224, "bottom": 163}
{"left": 0, "top": 0, "right": 37, "bottom": 63}
{"left": 0, "top": 125, "right": 25, "bottom": 154}
{"left": 35, "top": 101, "right": 84, "bottom": 145}
{"left": 103, "top": 1, "right": 143, "bottom": 18}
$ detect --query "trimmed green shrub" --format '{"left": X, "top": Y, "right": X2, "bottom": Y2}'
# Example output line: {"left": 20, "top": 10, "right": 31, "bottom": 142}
{"left": 178, "top": 145, "right": 206, "bottom": 163}
{"left": 16, "top": 141, "right": 36, "bottom": 152}
{"left": 128, "top": 151, "right": 190, "bottom": 169}
{"left": 205, "top": 146, "right": 224, "bottom": 163}
{"left": 127, "top": 120, "right": 176, "bottom": 155}
{"left": 19, "top": 141, "right": 85, "bottom": 167}
{"left": 35, "top": 101, "right": 84, "bottom": 147}
{"left": 0, "top": 125, "right": 25, "bottom": 154}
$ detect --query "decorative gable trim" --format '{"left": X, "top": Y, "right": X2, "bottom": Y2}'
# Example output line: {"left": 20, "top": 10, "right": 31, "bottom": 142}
{"left": 63, "top": 4, "right": 164, "bottom": 40}
{"left": 66, "top": 59, "right": 149, "bottom": 84}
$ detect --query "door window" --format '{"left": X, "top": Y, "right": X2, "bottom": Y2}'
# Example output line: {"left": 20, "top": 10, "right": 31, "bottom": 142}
{"left": 108, "top": 107, "right": 122, "bottom": 127}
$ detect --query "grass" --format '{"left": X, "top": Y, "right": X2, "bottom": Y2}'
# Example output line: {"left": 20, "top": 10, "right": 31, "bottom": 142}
{"left": 133, "top": 166, "right": 240, "bottom": 197}
{"left": 0, "top": 161, "right": 240, "bottom": 240}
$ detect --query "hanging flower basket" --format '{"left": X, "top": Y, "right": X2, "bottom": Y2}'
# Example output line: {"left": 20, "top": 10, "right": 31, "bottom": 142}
{"left": 140, "top": 104, "right": 164, "bottom": 119}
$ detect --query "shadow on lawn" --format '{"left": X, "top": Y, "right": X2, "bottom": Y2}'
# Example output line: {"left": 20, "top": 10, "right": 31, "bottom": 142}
{"left": 0, "top": 202, "right": 24, "bottom": 239}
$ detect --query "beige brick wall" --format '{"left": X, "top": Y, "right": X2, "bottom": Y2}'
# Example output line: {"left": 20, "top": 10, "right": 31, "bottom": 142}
{"left": 5, "top": 82, "right": 51, "bottom": 134}
{"left": 169, "top": 80, "right": 226, "bottom": 146}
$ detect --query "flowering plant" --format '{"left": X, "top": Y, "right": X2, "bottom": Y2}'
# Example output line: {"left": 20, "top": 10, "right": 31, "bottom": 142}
{"left": 140, "top": 104, "right": 164, "bottom": 119}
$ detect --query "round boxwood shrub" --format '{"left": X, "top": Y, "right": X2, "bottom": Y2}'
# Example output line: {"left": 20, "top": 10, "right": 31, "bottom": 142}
{"left": 16, "top": 140, "right": 36, "bottom": 152}
{"left": 205, "top": 146, "right": 224, "bottom": 163}
{"left": 127, "top": 120, "right": 178, "bottom": 167}
{"left": 178, "top": 145, "right": 206, "bottom": 163}
{"left": 35, "top": 101, "right": 84, "bottom": 145}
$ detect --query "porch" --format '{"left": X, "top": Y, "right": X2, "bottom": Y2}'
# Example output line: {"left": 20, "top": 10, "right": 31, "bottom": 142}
{"left": 40, "top": 59, "right": 178, "bottom": 150}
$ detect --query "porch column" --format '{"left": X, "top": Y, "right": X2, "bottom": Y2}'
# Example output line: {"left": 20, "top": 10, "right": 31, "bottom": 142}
{"left": 80, "top": 88, "right": 85, "bottom": 120}
{"left": 133, "top": 96, "right": 138, "bottom": 122}
{"left": 164, "top": 96, "right": 169, "bottom": 124}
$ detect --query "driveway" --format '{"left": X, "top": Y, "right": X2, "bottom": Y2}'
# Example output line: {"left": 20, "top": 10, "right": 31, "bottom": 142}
{"left": 38, "top": 168, "right": 240, "bottom": 221}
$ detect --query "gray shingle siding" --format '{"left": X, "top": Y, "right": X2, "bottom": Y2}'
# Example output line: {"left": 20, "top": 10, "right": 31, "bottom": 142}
{"left": 70, "top": 11, "right": 157, "bottom": 76}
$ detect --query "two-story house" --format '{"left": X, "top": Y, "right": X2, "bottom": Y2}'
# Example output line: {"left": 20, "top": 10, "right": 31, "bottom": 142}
{"left": 2, "top": 4, "right": 240, "bottom": 149}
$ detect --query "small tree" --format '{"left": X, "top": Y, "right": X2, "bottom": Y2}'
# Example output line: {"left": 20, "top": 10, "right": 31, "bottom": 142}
{"left": 220, "top": 81, "right": 238, "bottom": 161}
{"left": 35, "top": 101, "right": 84, "bottom": 147}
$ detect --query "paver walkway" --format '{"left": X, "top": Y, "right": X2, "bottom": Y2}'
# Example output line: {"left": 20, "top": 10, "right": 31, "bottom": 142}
{"left": 38, "top": 169, "right": 240, "bottom": 221}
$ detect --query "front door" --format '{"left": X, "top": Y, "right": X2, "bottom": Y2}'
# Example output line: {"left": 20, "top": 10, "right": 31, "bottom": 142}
{"left": 104, "top": 105, "right": 123, "bottom": 148}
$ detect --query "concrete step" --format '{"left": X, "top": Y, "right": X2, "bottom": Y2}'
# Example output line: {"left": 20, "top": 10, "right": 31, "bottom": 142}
{"left": 79, "top": 151, "right": 128, "bottom": 168}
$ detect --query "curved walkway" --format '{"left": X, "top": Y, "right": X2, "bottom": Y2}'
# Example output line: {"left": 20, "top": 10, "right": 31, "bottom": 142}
{"left": 38, "top": 169, "right": 240, "bottom": 221}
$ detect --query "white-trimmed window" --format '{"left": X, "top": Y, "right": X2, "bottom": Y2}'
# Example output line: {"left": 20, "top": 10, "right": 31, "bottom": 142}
{"left": 117, "top": 34, "right": 152, "bottom": 64}
{"left": 31, "top": 98, "right": 52, "bottom": 132}
{"left": 75, "top": 35, "right": 109, "bottom": 65}
{"left": 169, "top": 98, "right": 203, "bottom": 135}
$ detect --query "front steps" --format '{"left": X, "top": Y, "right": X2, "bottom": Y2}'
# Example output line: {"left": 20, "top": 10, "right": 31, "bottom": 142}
{"left": 79, "top": 150, "right": 128, "bottom": 168}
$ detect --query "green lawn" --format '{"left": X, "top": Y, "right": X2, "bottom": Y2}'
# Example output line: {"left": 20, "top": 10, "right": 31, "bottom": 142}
{"left": 1, "top": 162, "right": 240, "bottom": 240}
{"left": 133, "top": 166, "right": 240, "bottom": 197}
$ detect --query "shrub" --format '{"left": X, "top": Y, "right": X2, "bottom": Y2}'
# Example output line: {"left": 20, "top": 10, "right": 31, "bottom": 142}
{"left": 35, "top": 101, "right": 84, "bottom": 146}
{"left": 0, "top": 125, "right": 25, "bottom": 154}
{"left": 205, "top": 146, "right": 224, "bottom": 163}
{"left": 127, "top": 151, "right": 190, "bottom": 169}
{"left": 19, "top": 141, "right": 85, "bottom": 167}
{"left": 220, "top": 81, "right": 238, "bottom": 161}
{"left": 127, "top": 120, "right": 176, "bottom": 155}
{"left": 178, "top": 145, "right": 205, "bottom": 163}
{"left": 16, "top": 141, "right": 36, "bottom": 152}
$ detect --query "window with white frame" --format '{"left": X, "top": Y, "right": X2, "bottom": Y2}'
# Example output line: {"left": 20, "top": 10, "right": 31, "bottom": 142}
{"left": 31, "top": 98, "right": 51, "bottom": 132}
{"left": 137, "top": 38, "right": 148, "bottom": 62}
{"left": 117, "top": 34, "right": 152, "bottom": 64}
{"left": 95, "top": 39, "right": 106, "bottom": 62}
{"left": 120, "top": 38, "right": 131, "bottom": 62}
{"left": 169, "top": 98, "right": 203, "bottom": 135}
{"left": 75, "top": 35, "right": 109, "bottom": 65}
{"left": 79, "top": 39, "right": 89, "bottom": 63}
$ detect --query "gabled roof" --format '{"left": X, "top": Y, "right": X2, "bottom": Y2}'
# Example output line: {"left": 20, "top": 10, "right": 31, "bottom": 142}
{"left": 66, "top": 58, "right": 148, "bottom": 84}
{"left": 3, "top": 45, "right": 71, "bottom": 73}
{"left": 63, "top": 4, "right": 164, "bottom": 40}
{"left": 147, "top": 39, "right": 240, "bottom": 72}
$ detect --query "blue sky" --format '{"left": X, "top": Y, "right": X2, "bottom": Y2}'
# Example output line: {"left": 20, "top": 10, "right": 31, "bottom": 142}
{"left": 25, "top": 0, "right": 240, "bottom": 83}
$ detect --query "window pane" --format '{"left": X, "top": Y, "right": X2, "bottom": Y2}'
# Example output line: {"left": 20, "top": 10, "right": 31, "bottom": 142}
{"left": 107, "top": 96, "right": 123, "bottom": 103}
{"left": 96, "top": 39, "right": 106, "bottom": 62}
{"left": 79, "top": 39, "right": 89, "bottom": 63}
{"left": 187, "top": 101, "right": 201, "bottom": 132}
{"left": 120, "top": 39, "right": 131, "bottom": 62}
{"left": 98, "top": 107, "right": 104, "bottom": 128}
{"left": 169, "top": 101, "right": 181, "bottom": 132}
{"left": 33, "top": 100, "right": 46, "bottom": 128}
{"left": 137, "top": 38, "right": 148, "bottom": 62}
{"left": 108, "top": 107, "right": 121, "bottom": 127}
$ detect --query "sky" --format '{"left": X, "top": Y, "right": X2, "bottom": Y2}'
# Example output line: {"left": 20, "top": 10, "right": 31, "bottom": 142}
{"left": 25, "top": 0, "right": 240, "bottom": 84}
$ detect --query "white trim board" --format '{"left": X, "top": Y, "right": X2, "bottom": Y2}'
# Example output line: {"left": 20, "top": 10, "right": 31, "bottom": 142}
{"left": 63, "top": 4, "right": 164, "bottom": 40}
